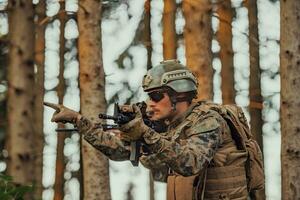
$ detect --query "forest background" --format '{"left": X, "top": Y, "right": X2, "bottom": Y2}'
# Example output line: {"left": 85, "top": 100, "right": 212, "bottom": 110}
{"left": 0, "top": 0, "right": 299, "bottom": 199}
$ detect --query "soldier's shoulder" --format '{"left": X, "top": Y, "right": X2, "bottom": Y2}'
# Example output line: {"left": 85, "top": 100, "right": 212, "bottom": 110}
{"left": 191, "top": 115, "right": 220, "bottom": 133}
{"left": 185, "top": 102, "right": 224, "bottom": 133}
{"left": 190, "top": 101, "right": 222, "bottom": 119}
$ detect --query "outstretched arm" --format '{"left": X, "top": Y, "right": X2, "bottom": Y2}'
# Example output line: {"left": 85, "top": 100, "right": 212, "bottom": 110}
{"left": 44, "top": 102, "right": 130, "bottom": 161}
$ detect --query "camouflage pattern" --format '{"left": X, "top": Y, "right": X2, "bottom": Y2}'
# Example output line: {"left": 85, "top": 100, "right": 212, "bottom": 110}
{"left": 76, "top": 101, "right": 253, "bottom": 199}
{"left": 142, "top": 60, "right": 198, "bottom": 93}
{"left": 139, "top": 102, "right": 225, "bottom": 178}
{"left": 77, "top": 101, "right": 226, "bottom": 179}
{"left": 77, "top": 118, "right": 131, "bottom": 161}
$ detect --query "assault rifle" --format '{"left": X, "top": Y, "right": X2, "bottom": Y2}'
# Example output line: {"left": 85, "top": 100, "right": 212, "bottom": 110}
{"left": 99, "top": 102, "right": 146, "bottom": 166}
{"left": 56, "top": 101, "right": 167, "bottom": 166}
{"left": 98, "top": 101, "right": 168, "bottom": 166}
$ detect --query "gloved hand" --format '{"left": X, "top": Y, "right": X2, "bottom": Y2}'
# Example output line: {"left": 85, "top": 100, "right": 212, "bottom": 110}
{"left": 119, "top": 104, "right": 150, "bottom": 141}
{"left": 44, "top": 102, "right": 81, "bottom": 124}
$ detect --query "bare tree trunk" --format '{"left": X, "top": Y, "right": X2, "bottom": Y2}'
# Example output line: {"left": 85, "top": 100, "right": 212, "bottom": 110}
{"left": 144, "top": 0, "right": 152, "bottom": 70}
{"left": 280, "top": 0, "right": 300, "bottom": 199}
{"left": 144, "top": 1, "right": 155, "bottom": 199}
{"left": 6, "top": 0, "right": 36, "bottom": 191}
{"left": 216, "top": 0, "right": 235, "bottom": 104}
{"left": 163, "top": 0, "right": 177, "bottom": 60}
{"left": 54, "top": 2, "right": 66, "bottom": 199}
{"left": 34, "top": 0, "right": 46, "bottom": 197}
{"left": 149, "top": 172, "right": 155, "bottom": 200}
{"left": 245, "top": 4, "right": 265, "bottom": 199}
{"left": 183, "top": 0, "right": 213, "bottom": 100}
{"left": 244, "top": 0, "right": 263, "bottom": 153}
{"left": 78, "top": 0, "right": 111, "bottom": 199}
{"left": 0, "top": 16, "right": 8, "bottom": 162}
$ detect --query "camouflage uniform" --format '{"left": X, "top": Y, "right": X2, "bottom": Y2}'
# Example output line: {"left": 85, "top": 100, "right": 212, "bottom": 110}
{"left": 77, "top": 101, "right": 248, "bottom": 200}
{"left": 78, "top": 101, "right": 223, "bottom": 168}
{"left": 76, "top": 60, "right": 249, "bottom": 199}
{"left": 45, "top": 60, "right": 253, "bottom": 199}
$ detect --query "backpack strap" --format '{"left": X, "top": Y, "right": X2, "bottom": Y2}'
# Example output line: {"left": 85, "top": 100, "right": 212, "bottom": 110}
{"left": 221, "top": 109, "right": 247, "bottom": 150}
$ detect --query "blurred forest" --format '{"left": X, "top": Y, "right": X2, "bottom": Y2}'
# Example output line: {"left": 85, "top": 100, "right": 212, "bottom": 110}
{"left": 0, "top": 0, "right": 299, "bottom": 200}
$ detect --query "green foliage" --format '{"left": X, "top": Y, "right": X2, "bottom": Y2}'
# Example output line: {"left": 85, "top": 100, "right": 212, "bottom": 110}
{"left": 0, "top": 173, "right": 34, "bottom": 200}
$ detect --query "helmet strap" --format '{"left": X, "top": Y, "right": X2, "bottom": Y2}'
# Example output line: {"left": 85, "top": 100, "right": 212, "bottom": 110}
{"left": 176, "top": 96, "right": 190, "bottom": 102}
{"left": 169, "top": 95, "right": 177, "bottom": 111}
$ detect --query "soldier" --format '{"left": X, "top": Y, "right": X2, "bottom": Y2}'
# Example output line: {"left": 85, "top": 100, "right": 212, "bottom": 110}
{"left": 45, "top": 60, "right": 253, "bottom": 200}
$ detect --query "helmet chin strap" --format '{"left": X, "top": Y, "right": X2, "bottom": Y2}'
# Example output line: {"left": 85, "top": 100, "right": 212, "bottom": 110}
{"left": 169, "top": 95, "right": 177, "bottom": 111}
{"left": 166, "top": 87, "right": 194, "bottom": 112}
{"left": 169, "top": 95, "right": 191, "bottom": 111}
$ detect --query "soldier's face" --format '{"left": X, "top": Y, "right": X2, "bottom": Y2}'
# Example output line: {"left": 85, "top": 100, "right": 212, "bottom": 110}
{"left": 147, "top": 90, "right": 174, "bottom": 120}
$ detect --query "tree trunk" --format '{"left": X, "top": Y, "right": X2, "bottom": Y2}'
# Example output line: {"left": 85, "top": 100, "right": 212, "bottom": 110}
{"left": 6, "top": 0, "right": 36, "bottom": 189}
{"left": 244, "top": 0, "right": 263, "bottom": 153}
{"left": 216, "top": 0, "right": 235, "bottom": 104}
{"left": 183, "top": 0, "right": 213, "bottom": 100}
{"left": 280, "top": 0, "right": 300, "bottom": 199}
{"left": 77, "top": 0, "right": 111, "bottom": 199}
{"left": 143, "top": 1, "right": 155, "bottom": 199}
{"left": 0, "top": 23, "right": 8, "bottom": 157}
{"left": 34, "top": 0, "right": 46, "bottom": 197}
{"left": 144, "top": 0, "right": 152, "bottom": 70}
{"left": 163, "top": 0, "right": 177, "bottom": 60}
{"left": 54, "top": 2, "right": 66, "bottom": 199}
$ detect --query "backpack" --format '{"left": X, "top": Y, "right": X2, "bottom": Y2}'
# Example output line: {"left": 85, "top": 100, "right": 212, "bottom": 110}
{"left": 203, "top": 102, "right": 265, "bottom": 193}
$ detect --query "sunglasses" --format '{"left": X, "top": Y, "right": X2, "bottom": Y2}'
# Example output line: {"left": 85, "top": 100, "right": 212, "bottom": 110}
{"left": 148, "top": 90, "right": 166, "bottom": 102}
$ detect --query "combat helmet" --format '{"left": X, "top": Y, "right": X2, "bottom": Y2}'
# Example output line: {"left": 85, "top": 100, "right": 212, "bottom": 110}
{"left": 142, "top": 59, "right": 198, "bottom": 93}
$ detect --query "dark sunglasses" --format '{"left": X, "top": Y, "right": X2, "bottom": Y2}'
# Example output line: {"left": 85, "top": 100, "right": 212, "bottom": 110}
{"left": 148, "top": 90, "right": 166, "bottom": 102}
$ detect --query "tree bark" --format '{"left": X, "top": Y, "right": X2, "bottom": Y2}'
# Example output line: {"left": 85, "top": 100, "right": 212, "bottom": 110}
{"left": 34, "top": 0, "right": 46, "bottom": 197}
{"left": 144, "top": 0, "right": 152, "bottom": 70}
{"left": 280, "top": 0, "right": 300, "bottom": 199}
{"left": 163, "top": 0, "right": 177, "bottom": 60}
{"left": 6, "top": 0, "right": 36, "bottom": 190}
{"left": 244, "top": 0, "right": 263, "bottom": 152}
{"left": 54, "top": 2, "right": 67, "bottom": 199}
{"left": 216, "top": 0, "right": 235, "bottom": 104}
{"left": 77, "top": 0, "right": 111, "bottom": 199}
{"left": 143, "top": 1, "right": 155, "bottom": 199}
{"left": 183, "top": 0, "right": 213, "bottom": 100}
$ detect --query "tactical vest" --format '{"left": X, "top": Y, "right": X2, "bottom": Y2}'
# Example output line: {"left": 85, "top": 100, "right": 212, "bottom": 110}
{"left": 166, "top": 102, "right": 264, "bottom": 200}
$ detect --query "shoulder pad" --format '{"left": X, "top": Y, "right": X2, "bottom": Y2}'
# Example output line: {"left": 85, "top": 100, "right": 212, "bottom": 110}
{"left": 193, "top": 117, "right": 220, "bottom": 134}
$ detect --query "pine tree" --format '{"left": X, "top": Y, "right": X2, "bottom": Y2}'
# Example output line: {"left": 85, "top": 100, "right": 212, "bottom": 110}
{"left": 54, "top": 1, "right": 67, "bottom": 199}
{"left": 163, "top": 0, "right": 177, "bottom": 60}
{"left": 216, "top": 0, "right": 235, "bottom": 104}
{"left": 6, "top": 1, "right": 36, "bottom": 196}
{"left": 34, "top": 0, "right": 46, "bottom": 197}
{"left": 183, "top": 0, "right": 213, "bottom": 100}
{"left": 244, "top": 0, "right": 264, "bottom": 150}
{"left": 280, "top": 0, "right": 300, "bottom": 199}
{"left": 77, "top": 0, "right": 111, "bottom": 199}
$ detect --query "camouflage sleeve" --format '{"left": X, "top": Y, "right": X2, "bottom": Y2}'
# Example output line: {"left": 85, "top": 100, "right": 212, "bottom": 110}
{"left": 76, "top": 116, "right": 130, "bottom": 161}
{"left": 142, "top": 116, "right": 222, "bottom": 177}
{"left": 140, "top": 155, "right": 168, "bottom": 182}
